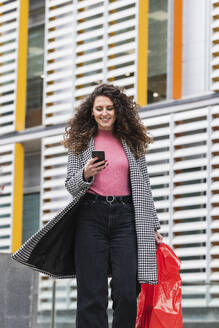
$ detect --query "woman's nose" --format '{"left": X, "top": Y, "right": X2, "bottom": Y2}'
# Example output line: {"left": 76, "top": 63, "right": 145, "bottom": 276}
{"left": 102, "top": 109, "right": 108, "bottom": 115}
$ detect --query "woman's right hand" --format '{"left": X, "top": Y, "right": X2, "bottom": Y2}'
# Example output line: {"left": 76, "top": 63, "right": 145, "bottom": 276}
{"left": 83, "top": 157, "right": 108, "bottom": 181}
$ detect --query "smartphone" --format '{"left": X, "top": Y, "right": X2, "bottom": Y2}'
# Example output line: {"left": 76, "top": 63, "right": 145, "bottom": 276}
{"left": 92, "top": 151, "right": 105, "bottom": 164}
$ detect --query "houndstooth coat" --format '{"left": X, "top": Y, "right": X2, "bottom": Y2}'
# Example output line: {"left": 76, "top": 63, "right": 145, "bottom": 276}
{"left": 11, "top": 137, "right": 161, "bottom": 284}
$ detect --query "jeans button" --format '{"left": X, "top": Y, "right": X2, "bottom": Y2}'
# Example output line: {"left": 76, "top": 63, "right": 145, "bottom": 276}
{"left": 106, "top": 196, "right": 115, "bottom": 204}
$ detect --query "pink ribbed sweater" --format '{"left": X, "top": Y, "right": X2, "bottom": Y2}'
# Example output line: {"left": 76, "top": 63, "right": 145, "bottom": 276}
{"left": 88, "top": 129, "right": 130, "bottom": 196}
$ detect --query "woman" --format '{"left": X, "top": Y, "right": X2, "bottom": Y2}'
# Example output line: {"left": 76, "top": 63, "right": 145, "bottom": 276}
{"left": 12, "top": 83, "right": 163, "bottom": 327}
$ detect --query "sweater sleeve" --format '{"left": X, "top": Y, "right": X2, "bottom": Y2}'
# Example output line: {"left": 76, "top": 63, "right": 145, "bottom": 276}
{"left": 65, "top": 149, "right": 94, "bottom": 197}
{"left": 137, "top": 154, "right": 161, "bottom": 231}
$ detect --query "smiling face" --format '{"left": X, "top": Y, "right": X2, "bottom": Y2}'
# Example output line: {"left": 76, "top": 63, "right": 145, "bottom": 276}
{"left": 92, "top": 95, "right": 116, "bottom": 131}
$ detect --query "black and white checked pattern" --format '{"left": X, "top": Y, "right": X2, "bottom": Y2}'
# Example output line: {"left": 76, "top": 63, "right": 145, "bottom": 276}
{"left": 11, "top": 137, "right": 161, "bottom": 284}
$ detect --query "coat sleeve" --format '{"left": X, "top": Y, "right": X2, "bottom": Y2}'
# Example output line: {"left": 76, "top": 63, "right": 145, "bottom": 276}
{"left": 65, "top": 149, "right": 94, "bottom": 197}
{"left": 137, "top": 154, "right": 161, "bottom": 231}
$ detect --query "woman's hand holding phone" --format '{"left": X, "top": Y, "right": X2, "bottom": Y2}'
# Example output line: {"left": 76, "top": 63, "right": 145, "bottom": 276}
{"left": 83, "top": 157, "right": 108, "bottom": 181}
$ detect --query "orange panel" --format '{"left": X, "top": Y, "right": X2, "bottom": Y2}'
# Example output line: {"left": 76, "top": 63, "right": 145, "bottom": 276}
{"left": 172, "top": 0, "right": 183, "bottom": 99}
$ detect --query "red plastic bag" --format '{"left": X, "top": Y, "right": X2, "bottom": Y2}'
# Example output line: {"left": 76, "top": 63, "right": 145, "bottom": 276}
{"left": 135, "top": 243, "right": 183, "bottom": 328}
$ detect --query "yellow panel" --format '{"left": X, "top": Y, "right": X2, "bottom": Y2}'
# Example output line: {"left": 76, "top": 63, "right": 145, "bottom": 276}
{"left": 16, "top": 0, "right": 29, "bottom": 130}
{"left": 137, "top": 0, "right": 149, "bottom": 106}
{"left": 12, "top": 143, "right": 24, "bottom": 252}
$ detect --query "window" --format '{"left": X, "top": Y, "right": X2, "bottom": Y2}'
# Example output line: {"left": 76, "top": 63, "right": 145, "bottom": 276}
{"left": 22, "top": 193, "right": 40, "bottom": 243}
{"left": 25, "top": 1, "right": 45, "bottom": 128}
{"left": 148, "top": 0, "right": 168, "bottom": 104}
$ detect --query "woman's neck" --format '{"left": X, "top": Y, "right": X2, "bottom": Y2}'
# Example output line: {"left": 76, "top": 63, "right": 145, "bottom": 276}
{"left": 97, "top": 128, "right": 113, "bottom": 134}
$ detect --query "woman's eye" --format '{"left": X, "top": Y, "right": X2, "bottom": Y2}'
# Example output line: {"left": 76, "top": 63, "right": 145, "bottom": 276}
{"left": 96, "top": 107, "right": 114, "bottom": 111}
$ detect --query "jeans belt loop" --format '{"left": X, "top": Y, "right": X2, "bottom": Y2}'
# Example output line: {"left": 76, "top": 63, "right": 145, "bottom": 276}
{"left": 106, "top": 195, "right": 115, "bottom": 204}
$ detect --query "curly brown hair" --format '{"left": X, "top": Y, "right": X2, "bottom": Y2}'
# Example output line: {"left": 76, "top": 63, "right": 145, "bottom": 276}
{"left": 62, "top": 83, "right": 153, "bottom": 159}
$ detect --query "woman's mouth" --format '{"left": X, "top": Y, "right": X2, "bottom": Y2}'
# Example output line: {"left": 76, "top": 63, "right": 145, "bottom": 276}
{"left": 101, "top": 118, "right": 110, "bottom": 122}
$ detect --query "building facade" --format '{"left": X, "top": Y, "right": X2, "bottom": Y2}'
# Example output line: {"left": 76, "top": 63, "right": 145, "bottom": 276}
{"left": 0, "top": 0, "right": 219, "bottom": 326}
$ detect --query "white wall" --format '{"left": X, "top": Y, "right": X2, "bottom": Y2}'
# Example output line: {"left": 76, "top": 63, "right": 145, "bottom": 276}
{"left": 182, "top": 0, "right": 209, "bottom": 97}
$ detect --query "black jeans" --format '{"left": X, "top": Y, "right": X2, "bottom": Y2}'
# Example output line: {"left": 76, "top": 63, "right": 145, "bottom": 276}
{"left": 75, "top": 195, "right": 140, "bottom": 328}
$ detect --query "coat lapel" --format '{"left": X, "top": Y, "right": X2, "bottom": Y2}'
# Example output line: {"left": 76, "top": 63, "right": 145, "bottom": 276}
{"left": 81, "top": 137, "right": 95, "bottom": 164}
{"left": 121, "top": 138, "right": 150, "bottom": 196}
{"left": 121, "top": 139, "right": 151, "bottom": 196}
